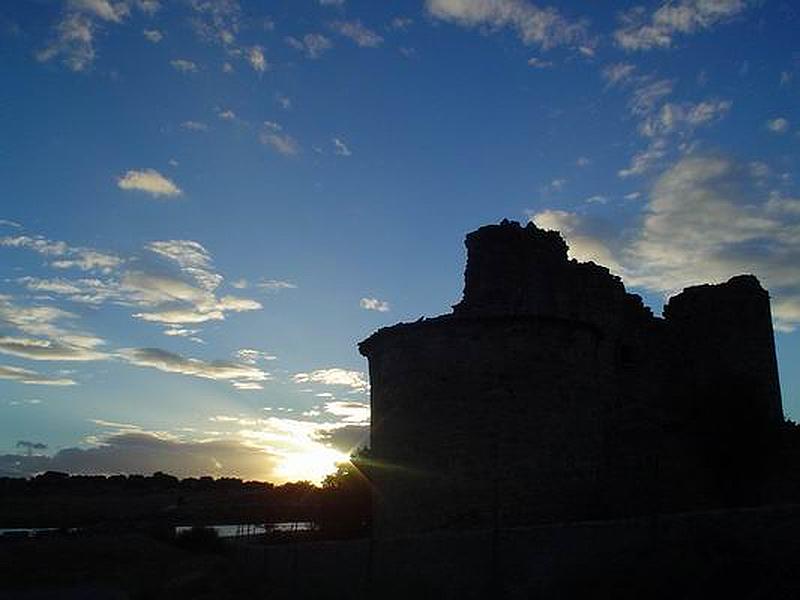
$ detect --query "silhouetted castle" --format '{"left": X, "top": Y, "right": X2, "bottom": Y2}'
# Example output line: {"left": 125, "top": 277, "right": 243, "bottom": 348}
{"left": 360, "top": 219, "right": 783, "bottom": 539}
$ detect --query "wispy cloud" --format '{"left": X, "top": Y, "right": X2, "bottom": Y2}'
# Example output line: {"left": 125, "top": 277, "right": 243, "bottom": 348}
{"left": 285, "top": 34, "right": 333, "bottom": 59}
{"left": 170, "top": 58, "right": 198, "bottom": 73}
{"left": 766, "top": 117, "right": 790, "bottom": 134}
{"left": 602, "top": 62, "right": 636, "bottom": 86}
{"left": 614, "top": 0, "right": 750, "bottom": 51}
{"left": 36, "top": 0, "right": 161, "bottom": 71}
{"left": 189, "top": 0, "right": 241, "bottom": 47}
{"left": 618, "top": 139, "right": 667, "bottom": 178}
{"left": 533, "top": 155, "right": 800, "bottom": 331}
{"left": 118, "top": 347, "right": 271, "bottom": 389}
{"left": 143, "top": 29, "right": 163, "bottom": 43}
{"left": 0, "top": 364, "right": 76, "bottom": 386}
{"left": 638, "top": 99, "right": 732, "bottom": 138}
{"left": 332, "top": 137, "right": 352, "bottom": 156}
{"left": 235, "top": 349, "right": 277, "bottom": 364}
{"left": 181, "top": 120, "right": 209, "bottom": 132}
{"left": 426, "top": 0, "right": 591, "bottom": 51}
{"left": 0, "top": 295, "right": 107, "bottom": 362}
{"left": 255, "top": 279, "right": 298, "bottom": 291}
{"left": 527, "top": 57, "right": 553, "bottom": 69}
{"left": 330, "top": 20, "right": 383, "bottom": 47}
{"left": 259, "top": 122, "right": 300, "bottom": 156}
{"left": 293, "top": 368, "right": 368, "bottom": 391}
{"left": 36, "top": 13, "right": 96, "bottom": 72}
{"left": 1, "top": 234, "right": 122, "bottom": 273}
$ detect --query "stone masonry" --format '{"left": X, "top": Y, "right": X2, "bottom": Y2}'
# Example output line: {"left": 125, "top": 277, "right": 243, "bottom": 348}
{"left": 359, "top": 219, "right": 783, "bottom": 539}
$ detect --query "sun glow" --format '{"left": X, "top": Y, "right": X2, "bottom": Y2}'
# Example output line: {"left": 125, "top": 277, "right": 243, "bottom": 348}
{"left": 275, "top": 446, "right": 350, "bottom": 484}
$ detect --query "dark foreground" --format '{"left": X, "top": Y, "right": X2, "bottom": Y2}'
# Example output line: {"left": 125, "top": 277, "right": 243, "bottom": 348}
{"left": 3, "top": 504, "right": 800, "bottom": 599}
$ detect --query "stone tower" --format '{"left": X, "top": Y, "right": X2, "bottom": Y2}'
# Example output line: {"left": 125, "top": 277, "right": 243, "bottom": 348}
{"left": 359, "top": 220, "right": 783, "bottom": 539}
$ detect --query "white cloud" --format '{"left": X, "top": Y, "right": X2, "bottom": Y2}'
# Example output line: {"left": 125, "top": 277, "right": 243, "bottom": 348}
{"left": 181, "top": 120, "right": 209, "bottom": 132}
{"left": 614, "top": 0, "right": 749, "bottom": 50}
{"left": 638, "top": 99, "right": 732, "bottom": 137}
{"left": 629, "top": 78, "right": 674, "bottom": 116}
{"left": 17, "top": 276, "right": 118, "bottom": 306}
{"left": 285, "top": 34, "right": 333, "bottom": 59}
{"left": 293, "top": 368, "right": 368, "bottom": 391}
{"left": 143, "top": 29, "right": 163, "bottom": 43}
{"left": 541, "top": 178, "right": 566, "bottom": 193}
{"left": 132, "top": 295, "right": 261, "bottom": 325}
{"left": 117, "top": 169, "right": 182, "bottom": 198}
{"left": 0, "top": 335, "right": 106, "bottom": 362}
{"left": 218, "top": 109, "right": 236, "bottom": 120}
{"left": 323, "top": 401, "right": 369, "bottom": 424}
{"left": 330, "top": 20, "right": 383, "bottom": 47}
{"left": 1, "top": 235, "right": 67, "bottom": 257}
{"left": 0, "top": 295, "right": 106, "bottom": 361}
{"left": 163, "top": 327, "right": 200, "bottom": 338}
{"left": 189, "top": 0, "right": 241, "bottom": 47}
{"left": 576, "top": 156, "right": 591, "bottom": 167}
{"left": 275, "top": 94, "right": 292, "bottom": 110}
{"left": 36, "top": 13, "right": 96, "bottom": 72}
{"left": 766, "top": 117, "right": 790, "bottom": 134}
{"left": 69, "top": 0, "right": 129, "bottom": 23}
{"left": 529, "top": 209, "right": 623, "bottom": 272}
{"left": 0, "top": 364, "right": 76, "bottom": 386}
{"left": 36, "top": 0, "right": 160, "bottom": 71}
{"left": 425, "top": 0, "right": 590, "bottom": 50}
{"left": 259, "top": 122, "right": 299, "bottom": 156}
{"left": 360, "top": 297, "right": 390, "bottom": 312}
{"left": 390, "top": 17, "right": 413, "bottom": 30}
{"left": 136, "top": 1, "right": 161, "bottom": 15}
{"left": 246, "top": 45, "right": 267, "bottom": 72}
{"left": 602, "top": 62, "right": 636, "bottom": 86}
{"left": 256, "top": 279, "right": 297, "bottom": 291}
{"left": 332, "top": 137, "right": 352, "bottom": 156}
{"left": 535, "top": 155, "right": 800, "bottom": 331}
{"left": 51, "top": 249, "right": 123, "bottom": 273}
{"left": 527, "top": 56, "right": 553, "bottom": 68}
{"left": 118, "top": 347, "right": 271, "bottom": 389}
{"left": 145, "top": 240, "right": 214, "bottom": 276}
{"left": 170, "top": 58, "right": 198, "bottom": 72}
{"left": 618, "top": 138, "right": 667, "bottom": 178}
{"left": 235, "top": 349, "right": 277, "bottom": 364}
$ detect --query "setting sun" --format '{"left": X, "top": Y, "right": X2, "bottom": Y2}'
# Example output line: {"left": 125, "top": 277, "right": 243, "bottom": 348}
{"left": 275, "top": 447, "right": 350, "bottom": 485}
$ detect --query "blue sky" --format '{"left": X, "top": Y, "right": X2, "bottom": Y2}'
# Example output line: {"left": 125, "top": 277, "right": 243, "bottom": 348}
{"left": 0, "top": 0, "right": 798, "bottom": 482}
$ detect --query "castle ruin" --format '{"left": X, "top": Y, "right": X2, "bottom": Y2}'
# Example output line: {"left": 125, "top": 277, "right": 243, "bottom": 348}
{"left": 359, "top": 219, "right": 783, "bottom": 539}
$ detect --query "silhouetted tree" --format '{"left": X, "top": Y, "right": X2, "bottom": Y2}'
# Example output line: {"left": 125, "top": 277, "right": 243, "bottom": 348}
{"left": 318, "top": 448, "right": 372, "bottom": 537}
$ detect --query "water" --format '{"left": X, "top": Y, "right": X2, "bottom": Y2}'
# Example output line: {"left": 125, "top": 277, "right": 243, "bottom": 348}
{"left": 0, "top": 527, "right": 60, "bottom": 538}
{"left": 174, "top": 522, "right": 315, "bottom": 538}
{"left": 1, "top": 522, "right": 315, "bottom": 539}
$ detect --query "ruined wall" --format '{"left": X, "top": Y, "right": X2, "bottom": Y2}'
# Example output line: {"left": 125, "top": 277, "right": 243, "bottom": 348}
{"left": 362, "top": 315, "right": 610, "bottom": 538}
{"left": 360, "top": 220, "right": 784, "bottom": 539}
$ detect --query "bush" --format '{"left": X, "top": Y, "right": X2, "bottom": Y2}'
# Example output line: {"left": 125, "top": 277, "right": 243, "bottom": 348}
{"left": 174, "top": 526, "right": 224, "bottom": 553}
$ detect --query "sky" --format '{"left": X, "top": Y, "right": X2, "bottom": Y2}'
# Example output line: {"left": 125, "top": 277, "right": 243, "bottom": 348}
{"left": 0, "top": 0, "right": 798, "bottom": 483}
